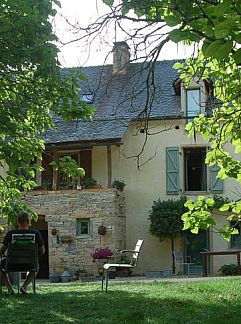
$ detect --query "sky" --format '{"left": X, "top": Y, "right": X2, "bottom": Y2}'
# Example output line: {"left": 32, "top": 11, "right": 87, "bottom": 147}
{"left": 55, "top": 0, "right": 195, "bottom": 67}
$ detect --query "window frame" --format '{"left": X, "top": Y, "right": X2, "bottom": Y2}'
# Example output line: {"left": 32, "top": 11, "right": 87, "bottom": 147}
{"left": 183, "top": 146, "right": 207, "bottom": 193}
{"left": 76, "top": 218, "right": 91, "bottom": 237}
{"left": 180, "top": 78, "right": 208, "bottom": 119}
{"left": 186, "top": 88, "right": 201, "bottom": 119}
{"left": 166, "top": 145, "right": 223, "bottom": 195}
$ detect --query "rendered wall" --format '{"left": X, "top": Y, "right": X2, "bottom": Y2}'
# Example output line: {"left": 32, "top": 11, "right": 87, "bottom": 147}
{"left": 110, "top": 119, "right": 238, "bottom": 275}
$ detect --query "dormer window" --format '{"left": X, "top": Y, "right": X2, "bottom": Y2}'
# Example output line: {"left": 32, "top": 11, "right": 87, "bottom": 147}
{"left": 186, "top": 89, "right": 200, "bottom": 119}
{"left": 179, "top": 77, "right": 207, "bottom": 119}
{"left": 81, "top": 93, "right": 94, "bottom": 104}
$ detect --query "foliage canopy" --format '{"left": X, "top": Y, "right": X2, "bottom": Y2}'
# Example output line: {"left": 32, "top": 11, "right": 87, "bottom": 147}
{"left": 149, "top": 196, "right": 187, "bottom": 273}
{"left": 0, "top": 0, "right": 94, "bottom": 225}
{"left": 149, "top": 197, "right": 187, "bottom": 241}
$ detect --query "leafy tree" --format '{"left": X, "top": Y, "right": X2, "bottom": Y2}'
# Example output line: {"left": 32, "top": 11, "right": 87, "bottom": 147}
{"left": 50, "top": 156, "right": 85, "bottom": 188}
{"left": 87, "top": 0, "right": 241, "bottom": 240}
{"left": 149, "top": 197, "right": 187, "bottom": 273}
{"left": 0, "top": 0, "right": 95, "bottom": 226}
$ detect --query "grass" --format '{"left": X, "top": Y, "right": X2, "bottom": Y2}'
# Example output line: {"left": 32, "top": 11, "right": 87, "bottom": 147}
{"left": 1, "top": 278, "right": 241, "bottom": 323}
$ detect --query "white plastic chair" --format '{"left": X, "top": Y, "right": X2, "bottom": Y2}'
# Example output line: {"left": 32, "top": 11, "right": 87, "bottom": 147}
{"left": 101, "top": 239, "right": 144, "bottom": 291}
{"left": 173, "top": 250, "right": 194, "bottom": 277}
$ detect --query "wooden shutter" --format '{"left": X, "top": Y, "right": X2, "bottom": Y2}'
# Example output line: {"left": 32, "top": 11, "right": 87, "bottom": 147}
{"left": 210, "top": 164, "right": 223, "bottom": 193}
{"left": 166, "top": 147, "right": 179, "bottom": 194}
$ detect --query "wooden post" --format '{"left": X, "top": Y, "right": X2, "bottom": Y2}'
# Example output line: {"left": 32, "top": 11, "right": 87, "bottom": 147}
{"left": 52, "top": 151, "right": 58, "bottom": 191}
{"left": 107, "top": 145, "right": 112, "bottom": 188}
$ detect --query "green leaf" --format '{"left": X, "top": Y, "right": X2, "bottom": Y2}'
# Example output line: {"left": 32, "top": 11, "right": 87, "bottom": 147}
{"left": 231, "top": 228, "right": 239, "bottom": 235}
{"left": 214, "top": 0, "right": 232, "bottom": 16}
{"left": 165, "top": 15, "right": 181, "bottom": 27}
{"left": 219, "top": 204, "right": 231, "bottom": 211}
{"left": 169, "top": 29, "right": 183, "bottom": 43}
{"left": 191, "top": 227, "right": 199, "bottom": 234}
{"left": 207, "top": 218, "right": 216, "bottom": 226}
{"left": 102, "top": 0, "right": 114, "bottom": 5}
{"left": 214, "top": 20, "right": 232, "bottom": 39}
{"left": 233, "top": 48, "right": 241, "bottom": 65}
{"left": 184, "top": 200, "right": 194, "bottom": 210}
{"left": 185, "top": 122, "right": 193, "bottom": 131}
{"left": 206, "top": 198, "right": 214, "bottom": 207}
{"left": 203, "top": 40, "right": 233, "bottom": 60}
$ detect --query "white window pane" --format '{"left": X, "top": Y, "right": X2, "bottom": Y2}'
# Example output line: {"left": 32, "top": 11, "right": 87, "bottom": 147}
{"left": 187, "top": 89, "right": 200, "bottom": 118}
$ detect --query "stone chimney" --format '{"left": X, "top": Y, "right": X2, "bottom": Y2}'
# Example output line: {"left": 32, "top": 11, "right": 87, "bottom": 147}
{"left": 112, "top": 41, "right": 130, "bottom": 75}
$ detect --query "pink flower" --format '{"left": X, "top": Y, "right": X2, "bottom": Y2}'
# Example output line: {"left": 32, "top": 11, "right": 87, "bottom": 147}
{"left": 91, "top": 247, "right": 113, "bottom": 259}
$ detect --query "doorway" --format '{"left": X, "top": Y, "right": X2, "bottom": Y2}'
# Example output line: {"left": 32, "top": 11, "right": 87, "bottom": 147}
{"left": 184, "top": 230, "right": 209, "bottom": 275}
{"left": 31, "top": 215, "right": 49, "bottom": 279}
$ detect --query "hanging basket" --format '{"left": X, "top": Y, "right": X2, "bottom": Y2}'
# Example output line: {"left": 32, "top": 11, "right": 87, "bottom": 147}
{"left": 98, "top": 225, "right": 107, "bottom": 236}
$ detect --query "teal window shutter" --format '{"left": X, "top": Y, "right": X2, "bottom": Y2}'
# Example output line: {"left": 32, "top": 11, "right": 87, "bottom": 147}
{"left": 166, "top": 147, "right": 179, "bottom": 194}
{"left": 210, "top": 165, "right": 223, "bottom": 193}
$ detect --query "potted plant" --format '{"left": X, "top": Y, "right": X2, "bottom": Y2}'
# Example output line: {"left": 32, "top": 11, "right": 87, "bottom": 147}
{"left": 74, "top": 268, "right": 88, "bottom": 279}
{"left": 91, "top": 247, "right": 113, "bottom": 275}
{"left": 112, "top": 179, "right": 126, "bottom": 191}
{"left": 115, "top": 254, "right": 132, "bottom": 277}
{"left": 83, "top": 177, "right": 102, "bottom": 189}
{"left": 91, "top": 247, "right": 113, "bottom": 260}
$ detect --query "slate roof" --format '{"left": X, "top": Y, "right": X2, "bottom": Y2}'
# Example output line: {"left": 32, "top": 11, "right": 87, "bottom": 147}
{"left": 43, "top": 60, "right": 181, "bottom": 145}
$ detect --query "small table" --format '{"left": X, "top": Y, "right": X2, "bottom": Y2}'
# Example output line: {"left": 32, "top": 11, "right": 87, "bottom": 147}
{"left": 200, "top": 250, "right": 241, "bottom": 276}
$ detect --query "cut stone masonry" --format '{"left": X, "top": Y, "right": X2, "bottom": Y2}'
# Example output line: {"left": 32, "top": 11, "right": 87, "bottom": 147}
{"left": 23, "top": 188, "right": 126, "bottom": 276}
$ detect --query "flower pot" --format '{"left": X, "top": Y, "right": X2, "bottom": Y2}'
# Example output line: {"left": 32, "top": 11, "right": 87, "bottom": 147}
{"left": 49, "top": 270, "right": 61, "bottom": 283}
{"left": 116, "top": 267, "right": 132, "bottom": 277}
{"left": 61, "top": 269, "right": 72, "bottom": 283}
{"left": 108, "top": 271, "right": 116, "bottom": 279}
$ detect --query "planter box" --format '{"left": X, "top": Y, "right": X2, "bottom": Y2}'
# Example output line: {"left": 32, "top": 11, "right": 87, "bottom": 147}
{"left": 145, "top": 270, "right": 172, "bottom": 278}
{"left": 60, "top": 235, "right": 72, "bottom": 244}
{"left": 145, "top": 271, "right": 163, "bottom": 278}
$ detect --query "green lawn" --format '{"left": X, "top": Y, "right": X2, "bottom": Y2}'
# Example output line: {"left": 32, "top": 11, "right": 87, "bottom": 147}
{"left": 1, "top": 278, "right": 241, "bottom": 323}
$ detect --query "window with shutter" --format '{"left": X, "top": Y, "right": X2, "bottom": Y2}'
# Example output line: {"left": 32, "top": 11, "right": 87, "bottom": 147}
{"left": 166, "top": 147, "right": 179, "bottom": 194}
{"left": 184, "top": 148, "right": 207, "bottom": 191}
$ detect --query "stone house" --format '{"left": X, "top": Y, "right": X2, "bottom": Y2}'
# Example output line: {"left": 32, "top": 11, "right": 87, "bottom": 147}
{"left": 21, "top": 42, "right": 240, "bottom": 278}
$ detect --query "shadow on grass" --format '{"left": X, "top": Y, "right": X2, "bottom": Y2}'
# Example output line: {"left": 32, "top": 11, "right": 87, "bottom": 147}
{"left": 0, "top": 280, "right": 241, "bottom": 323}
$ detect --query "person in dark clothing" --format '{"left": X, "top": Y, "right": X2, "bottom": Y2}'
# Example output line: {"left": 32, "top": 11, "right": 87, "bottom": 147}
{"left": 0, "top": 211, "right": 45, "bottom": 295}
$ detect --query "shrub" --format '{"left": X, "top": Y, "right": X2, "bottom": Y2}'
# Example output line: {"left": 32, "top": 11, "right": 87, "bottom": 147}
{"left": 218, "top": 264, "right": 238, "bottom": 276}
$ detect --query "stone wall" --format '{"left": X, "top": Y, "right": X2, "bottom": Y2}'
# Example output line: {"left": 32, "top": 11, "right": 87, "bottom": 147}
{"left": 23, "top": 188, "right": 126, "bottom": 276}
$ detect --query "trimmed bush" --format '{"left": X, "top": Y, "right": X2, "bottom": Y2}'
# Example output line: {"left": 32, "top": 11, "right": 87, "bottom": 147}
{"left": 218, "top": 264, "right": 238, "bottom": 276}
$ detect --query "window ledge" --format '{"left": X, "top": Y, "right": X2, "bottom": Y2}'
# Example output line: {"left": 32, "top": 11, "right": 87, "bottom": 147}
{"left": 76, "top": 235, "right": 91, "bottom": 239}
{"left": 184, "top": 191, "right": 209, "bottom": 196}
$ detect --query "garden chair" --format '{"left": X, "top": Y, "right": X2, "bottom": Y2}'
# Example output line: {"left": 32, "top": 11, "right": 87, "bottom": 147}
{"left": 101, "top": 239, "right": 144, "bottom": 291}
{"left": 0, "top": 234, "right": 38, "bottom": 294}
{"left": 173, "top": 250, "right": 194, "bottom": 277}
